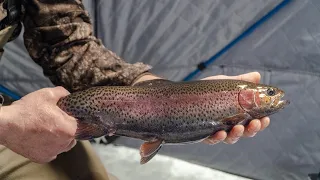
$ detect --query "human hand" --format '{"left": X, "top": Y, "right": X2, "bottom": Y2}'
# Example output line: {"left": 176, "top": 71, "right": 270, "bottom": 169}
{"left": 0, "top": 86, "right": 78, "bottom": 163}
{"left": 132, "top": 72, "right": 270, "bottom": 145}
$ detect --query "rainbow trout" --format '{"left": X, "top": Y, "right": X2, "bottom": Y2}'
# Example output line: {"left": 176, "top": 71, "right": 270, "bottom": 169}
{"left": 57, "top": 79, "right": 289, "bottom": 164}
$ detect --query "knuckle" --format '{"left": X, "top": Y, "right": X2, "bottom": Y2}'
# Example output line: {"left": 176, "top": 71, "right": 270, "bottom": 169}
{"left": 47, "top": 89, "right": 57, "bottom": 99}
{"left": 63, "top": 131, "right": 75, "bottom": 139}
{"left": 41, "top": 86, "right": 69, "bottom": 100}
{"left": 55, "top": 86, "right": 70, "bottom": 96}
{"left": 52, "top": 128, "right": 65, "bottom": 138}
{"left": 36, "top": 88, "right": 55, "bottom": 100}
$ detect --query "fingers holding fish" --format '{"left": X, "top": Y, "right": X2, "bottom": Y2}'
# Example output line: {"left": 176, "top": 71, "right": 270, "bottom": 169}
{"left": 202, "top": 131, "right": 227, "bottom": 145}
{"left": 259, "top": 117, "right": 270, "bottom": 131}
{"left": 205, "top": 117, "right": 269, "bottom": 145}
{"left": 201, "top": 75, "right": 231, "bottom": 80}
{"left": 63, "top": 139, "right": 77, "bottom": 152}
{"left": 223, "top": 125, "right": 245, "bottom": 144}
{"left": 32, "top": 155, "right": 58, "bottom": 164}
{"left": 236, "top": 72, "right": 261, "bottom": 83}
{"left": 242, "top": 117, "right": 270, "bottom": 137}
{"left": 56, "top": 107, "right": 78, "bottom": 138}
{"left": 243, "top": 119, "right": 261, "bottom": 137}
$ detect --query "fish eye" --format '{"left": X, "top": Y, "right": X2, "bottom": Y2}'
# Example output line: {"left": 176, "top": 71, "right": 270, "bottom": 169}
{"left": 267, "top": 88, "right": 276, "bottom": 96}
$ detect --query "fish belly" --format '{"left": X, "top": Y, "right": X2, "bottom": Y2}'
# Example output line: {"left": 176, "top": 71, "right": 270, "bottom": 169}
{"left": 110, "top": 90, "right": 245, "bottom": 143}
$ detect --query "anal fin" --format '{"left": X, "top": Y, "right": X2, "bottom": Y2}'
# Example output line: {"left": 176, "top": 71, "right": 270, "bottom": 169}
{"left": 140, "top": 145, "right": 162, "bottom": 165}
{"left": 139, "top": 140, "right": 163, "bottom": 164}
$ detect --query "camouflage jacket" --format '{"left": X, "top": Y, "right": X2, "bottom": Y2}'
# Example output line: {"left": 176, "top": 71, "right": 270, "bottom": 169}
{"left": 0, "top": 0, "right": 152, "bottom": 92}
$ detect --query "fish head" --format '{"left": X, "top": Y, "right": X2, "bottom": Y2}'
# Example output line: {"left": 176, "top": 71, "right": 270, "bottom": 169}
{"left": 238, "top": 84, "right": 290, "bottom": 119}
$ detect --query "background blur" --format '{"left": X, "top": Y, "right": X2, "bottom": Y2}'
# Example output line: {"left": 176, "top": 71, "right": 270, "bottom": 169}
{"left": 0, "top": 0, "right": 319, "bottom": 180}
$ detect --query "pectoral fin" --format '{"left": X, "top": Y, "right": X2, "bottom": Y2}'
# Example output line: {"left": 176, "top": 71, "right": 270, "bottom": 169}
{"left": 222, "top": 113, "right": 251, "bottom": 132}
{"left": 139, "top": 140, "right": 163, "bottom": 164}
{"left": 74, "top": 112, "right": 116, "bottom": 140}
{"left": 75, "top": 122, "right": 107, "bottom": 140}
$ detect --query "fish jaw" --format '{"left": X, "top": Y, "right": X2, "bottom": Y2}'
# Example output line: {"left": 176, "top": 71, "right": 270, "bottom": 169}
{"left": 277, "top": 92, "right": 290, "bottom": 108}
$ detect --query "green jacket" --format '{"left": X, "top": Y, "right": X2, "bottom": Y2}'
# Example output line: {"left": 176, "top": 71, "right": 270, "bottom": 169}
{"left": 0, "top": 0, "right": 151, "bottom": 92}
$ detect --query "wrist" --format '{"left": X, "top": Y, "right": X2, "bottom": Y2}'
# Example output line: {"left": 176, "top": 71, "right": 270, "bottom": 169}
{"left": 0, "top": 105, "right": 11, "bottom": 145}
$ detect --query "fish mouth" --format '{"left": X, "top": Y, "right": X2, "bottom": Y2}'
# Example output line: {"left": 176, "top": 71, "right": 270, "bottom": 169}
{"left": 278, "top": 100, "right": 290, "bottom": 106}
{"left": 277, "top": 93, "right": 290, "bottom": 108}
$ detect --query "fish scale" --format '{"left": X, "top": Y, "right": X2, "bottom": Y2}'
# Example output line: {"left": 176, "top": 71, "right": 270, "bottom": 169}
{"left": 57, "top": 79, "right": 290, "bottom": 164}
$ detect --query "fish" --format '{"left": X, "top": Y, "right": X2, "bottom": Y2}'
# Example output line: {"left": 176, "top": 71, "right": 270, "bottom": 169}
{"left": 57, "top": 79, "right": 290, "bottom": 164}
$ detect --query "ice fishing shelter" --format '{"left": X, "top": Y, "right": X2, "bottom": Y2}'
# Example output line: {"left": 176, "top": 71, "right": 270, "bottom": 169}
{"left": 0, "top": 0, "right": 319, "bottom": 179}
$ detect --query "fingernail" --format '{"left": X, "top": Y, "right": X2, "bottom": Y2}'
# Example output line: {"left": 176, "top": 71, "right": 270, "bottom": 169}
{"left": 248, "top": 132, "right": 257, "bottom": 137}
{"left": 248, "top": 127, "right": 258, "bottom": 133}
{"left": 230, "top": 137, "right": 240, "bottom": 144}
{"left": 248, "top": 127, "right": 259, "bottom": 134}
{"left": 209, "top": 140, "right": 220, "bottom": 145}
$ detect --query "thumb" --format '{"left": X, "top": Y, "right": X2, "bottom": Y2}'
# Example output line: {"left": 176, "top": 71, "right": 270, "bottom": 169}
{"left": 48, "top": 86, "right": 70, "bottom": 103}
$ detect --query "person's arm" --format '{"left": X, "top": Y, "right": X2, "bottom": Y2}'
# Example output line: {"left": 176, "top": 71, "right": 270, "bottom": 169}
{"left": 0, "top": 107, "right": 8, "bottom": 146}
{"left": 20, "top": 1, "right": 269, "bottom": 145}
{"left": 22, "top": 0, "right": 152, "bottom": 92}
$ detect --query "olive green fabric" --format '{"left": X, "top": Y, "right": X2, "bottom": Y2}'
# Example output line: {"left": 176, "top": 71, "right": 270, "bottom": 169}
{"left": 0, "top": 25, "right": 16, "bottom": 50}
{"left": 0, "top": 141, "right": 111, "bottom": 180}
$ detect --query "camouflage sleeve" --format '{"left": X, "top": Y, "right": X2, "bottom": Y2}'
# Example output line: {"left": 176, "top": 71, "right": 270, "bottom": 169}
{"left": 21, "top": 0, "right": 152, "bottom": 92}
